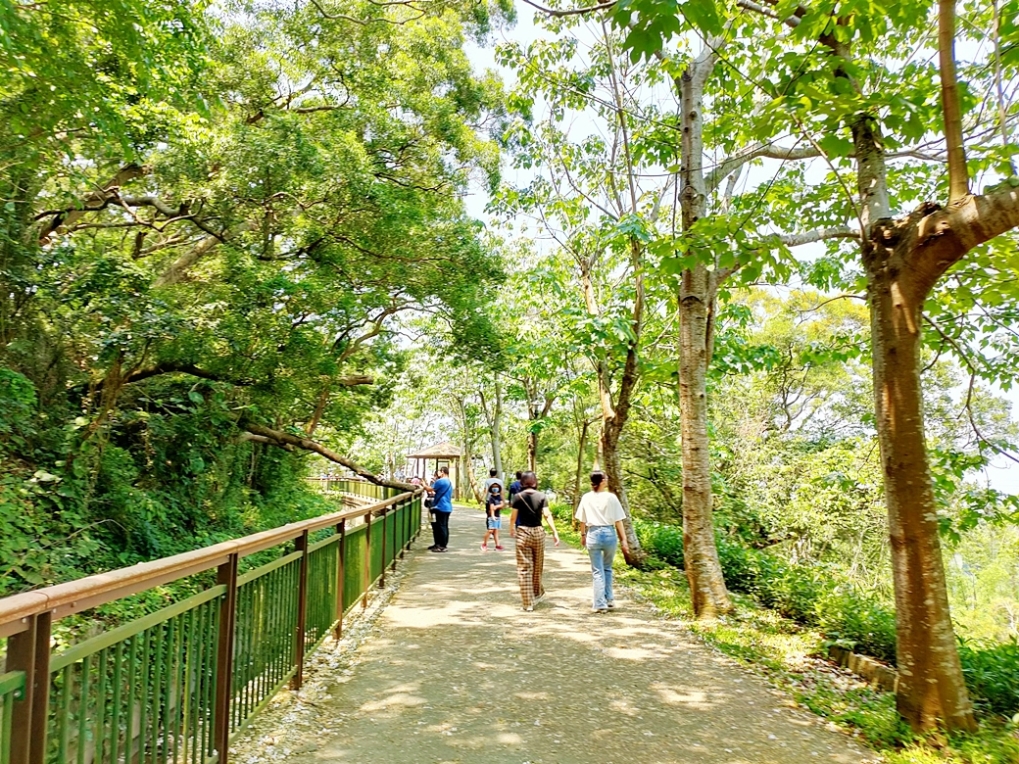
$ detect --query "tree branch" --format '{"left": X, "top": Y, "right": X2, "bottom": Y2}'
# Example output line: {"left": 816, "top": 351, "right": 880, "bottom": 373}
{"left": 735, "top": 0, "right": 801, "bottom": 27}
{"left": 243, "top": 422, "right": 417, "bottom": 490}
{"left": 938, "top": 0, "right": 970, "bottom": 202}
{"left": 922, "top": 315, "right": 1019, "bottom": 466}
{"left": 907, "top": 187, "right": 1019, "bottom": 297}
{"left": 778, "top": 226, "right": 860, "bottom": 246}
{"left": 152, "top": 235, "right": 223, "bottom": 287}
{"left": 519, "top": 0, "right": 616, "bottom": 17}
{"left": 706, "top": 142, "right": 820, "bottom": 194}
{"left": 37, "top": 164, "right": 148, "bottom": 243}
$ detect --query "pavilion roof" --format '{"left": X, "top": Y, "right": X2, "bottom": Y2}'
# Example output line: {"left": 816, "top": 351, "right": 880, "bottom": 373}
{"left": 406, "top": 441, "right": 462, "bottom": 459}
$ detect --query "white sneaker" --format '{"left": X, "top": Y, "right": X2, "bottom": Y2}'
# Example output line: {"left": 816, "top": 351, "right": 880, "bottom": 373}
{"left": 523, "top": 605, "right": 534, "bottom": 612}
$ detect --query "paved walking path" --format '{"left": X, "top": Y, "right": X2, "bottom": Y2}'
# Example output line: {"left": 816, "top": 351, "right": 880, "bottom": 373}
{"left": 260, "top": 511, "right": 877, "bottom": 764}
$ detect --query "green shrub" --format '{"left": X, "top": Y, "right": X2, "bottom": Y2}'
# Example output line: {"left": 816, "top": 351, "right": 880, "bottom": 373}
{"left": 958, "top": 637, "right": 1019, "bottom": 717}
{"left": 815, "top": 588, "right": 898, "bottom": 664}
{"left": 769, "top": 564, "right": 827, "bottom": 623}
{"left": 634, "top": 521, "right": 685, "bottom": 567}
{"left": 714, "top": 536, "right": 762, "bottom": 592}
{"left": 0, "top": 368, "right": 37, "bottom": 450}
{"left": 550, "top": 502, "right": 574, "bottom": 524}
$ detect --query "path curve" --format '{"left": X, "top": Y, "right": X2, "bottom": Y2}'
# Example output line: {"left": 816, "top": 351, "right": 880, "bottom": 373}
{"left": 246, "top": 511, "right": 877, "bottom": 764}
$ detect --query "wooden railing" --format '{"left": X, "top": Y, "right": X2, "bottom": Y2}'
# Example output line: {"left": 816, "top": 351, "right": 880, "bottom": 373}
{"left": 0, "top": 482, "right": 422, "bottom": 764}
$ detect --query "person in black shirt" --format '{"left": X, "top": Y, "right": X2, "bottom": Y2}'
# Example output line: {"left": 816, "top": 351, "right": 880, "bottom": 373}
{"left": 509, "top": 471, "right": 560, "bottom": 611}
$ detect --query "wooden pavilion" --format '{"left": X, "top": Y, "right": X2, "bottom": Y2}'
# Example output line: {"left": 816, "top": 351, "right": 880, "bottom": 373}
{"left": 406, "top": 441, "right": 463, "bottom": 499}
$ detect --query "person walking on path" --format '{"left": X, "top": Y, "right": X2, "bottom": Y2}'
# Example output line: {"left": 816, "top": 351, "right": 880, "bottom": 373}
{"left": 509, "top": 471, "right": 560, "bottom": 611}
{"left": 425, "top": 466, "right": 453, "bottom": 552}
{"left": 483, "top": 467, "right": 502, "bottom": 495}
{"left": 575, "top": 470, "right": 629, "bottom": 612}
{"left": 507, "top": 471, "right": 522, "bottom": 505}
{"left": 480, "top": 481, "right": 505, "bottom": 551}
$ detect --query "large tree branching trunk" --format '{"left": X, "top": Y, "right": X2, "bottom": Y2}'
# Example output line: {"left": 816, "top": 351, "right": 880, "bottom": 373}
{"left": 835, "top": 15, "right": 987, "bottom": 729}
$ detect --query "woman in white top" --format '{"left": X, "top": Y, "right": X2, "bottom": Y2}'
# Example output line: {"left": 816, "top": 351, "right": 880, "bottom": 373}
{"left": 574, "top": 471, "right": 630, "bottom": 612}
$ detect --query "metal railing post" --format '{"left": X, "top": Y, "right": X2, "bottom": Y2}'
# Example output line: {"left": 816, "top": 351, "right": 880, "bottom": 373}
{"left": 214, "top": 553, "right": 239, "bottom": 763}
{"left": 391, "top": 503, "right": 399, "bottom": 571}
{"left": 379, "top": 507, "right": 387, "bottom": 589}
{"left": 292, "top": 530, "right": 310, "bottom": 690}
{"left": 362, "top": 513, "right": 371, "bottom": 609}
{"left": 334, "top": 520, "right": 346, "bottom": 640}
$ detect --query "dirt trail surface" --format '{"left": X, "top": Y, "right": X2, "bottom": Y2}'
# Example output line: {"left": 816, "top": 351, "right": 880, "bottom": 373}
{"left": 235, "top": 510, "right": 878, "bottom": 764}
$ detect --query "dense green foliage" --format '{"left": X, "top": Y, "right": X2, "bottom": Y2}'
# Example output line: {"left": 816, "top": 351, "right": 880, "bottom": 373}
{"left": 3, "top": 0, "right": 1019, "bottom": 753}
{"left": 0, "top": 0, "right": 512, "bottom": 594}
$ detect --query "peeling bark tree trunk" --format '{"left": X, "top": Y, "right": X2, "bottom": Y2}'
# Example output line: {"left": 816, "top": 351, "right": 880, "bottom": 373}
{"left": 676, "top": 48, "right": 733, "bottom": 618}
{"left": 678, "top": 265, "right": 732, "bottom": 617}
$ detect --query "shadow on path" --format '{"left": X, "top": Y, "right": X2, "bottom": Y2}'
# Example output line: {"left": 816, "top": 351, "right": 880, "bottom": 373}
{"left": 260, "top": 511, "right": 876, "bottom": 764}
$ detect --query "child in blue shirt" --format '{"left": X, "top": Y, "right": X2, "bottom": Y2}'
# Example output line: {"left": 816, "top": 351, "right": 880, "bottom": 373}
{"left": 481, "top": 482, "right": 505, "bottom": 551}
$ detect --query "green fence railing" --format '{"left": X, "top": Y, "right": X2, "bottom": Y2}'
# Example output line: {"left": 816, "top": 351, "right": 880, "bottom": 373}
{"left": 0, "top": 481, "right": 422, "bottom": 764}
{"left": 313, "top": 477, "right": 402, "bottom": 502}
{"left": 0, "top": 671, "right": 25, "bottom": 764}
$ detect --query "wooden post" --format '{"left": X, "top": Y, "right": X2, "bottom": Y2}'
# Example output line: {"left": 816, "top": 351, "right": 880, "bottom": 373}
{"left": 28, "top": 611, "right": 50, "bottom": 764}
{"left": 334, "top": 520, "right": 346, "bottom": 640}
{"left": 292, "top": 530, "right": 310, "bottom": 690}
{"left": 7, "top": 613, "right": 44, "bottom": 764}
{"left": 214, "top": 553, "right": 239, "bottom": 763}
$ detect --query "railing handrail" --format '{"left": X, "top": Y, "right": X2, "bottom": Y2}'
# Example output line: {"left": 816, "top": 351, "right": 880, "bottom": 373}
{"left": 0, "top": 487, "right": 418, "bottom": 638}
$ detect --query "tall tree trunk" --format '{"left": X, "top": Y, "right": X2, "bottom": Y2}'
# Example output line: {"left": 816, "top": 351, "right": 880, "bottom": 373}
{"left": 573, "top": 417, "right": 591, "bottom": 514}
{"left": 580, "top": 262, "right": 646, "bottom": 567}
{"left": 600, "top": 417, "right": 642, "bottom": 564}
{"left": 850, "top": 102, "right": 976, "bottom": 731}
{"left": 679, "top": 264, "right": 732, "bottom": 617}
{"left": 677, "top": 47, "right": 733, "bottom": 618}
{"left": 527, "top": 424, "right": 538, "bottom": 473}
{"left": 865, "top": 251, "right": 976, "bottom": 733}
{"left": 481, "top": 378, "right": 504, "bottom": 477}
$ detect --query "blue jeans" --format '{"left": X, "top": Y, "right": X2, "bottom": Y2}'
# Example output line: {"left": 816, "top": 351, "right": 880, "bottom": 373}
{"left": 586, "top": 526, "right": 617, "bottom": 609}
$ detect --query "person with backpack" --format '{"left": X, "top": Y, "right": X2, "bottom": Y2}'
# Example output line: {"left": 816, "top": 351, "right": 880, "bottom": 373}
{"left": 509, "top": 471, "right": 560, "bottom": 611}
{"left": 480, "top": 481, "right": 505, "bottom": 551}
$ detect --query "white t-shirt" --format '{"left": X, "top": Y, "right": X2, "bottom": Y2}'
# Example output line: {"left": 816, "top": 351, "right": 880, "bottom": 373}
{"left": 575, "top": 491, "right": 626, "bottom": 527}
